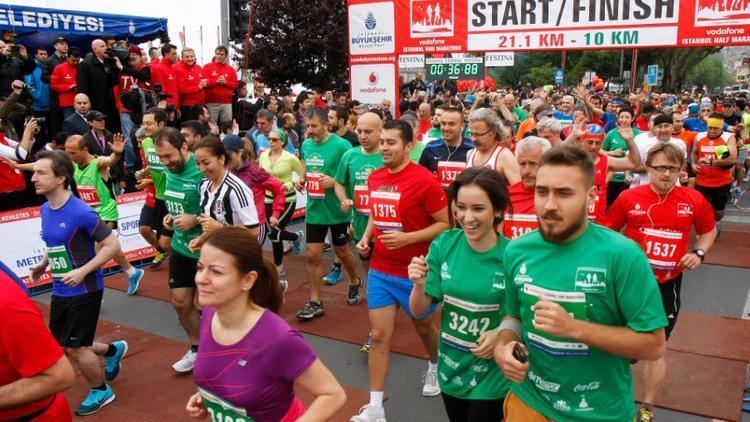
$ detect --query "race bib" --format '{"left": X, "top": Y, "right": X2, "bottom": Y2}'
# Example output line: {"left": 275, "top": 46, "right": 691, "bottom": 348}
{"left": 441, "top": 295, "right": 501, "bottom": 353}
{"left": 521, "top": 284, "right": 588, "bottom": 356}
{"left": 306, "top": 172, "right": 325, "bottom": 199}
{"left": 587, "top": 194, "right": 601, "bottom": 221}
{"left": 371, "top": 191, "right": 402, "bottom": 231}
{"left": 199, "top": 388, "right": 255, "bottom": 422}
{"left": 503, "top": 214, "right": 537, "bottom": 239}
{"left": 47, "top": 245, "right": 73, "bottom": 278}
{"left": 354, "top": 185, "right": 370, "bottom": 215}
{"left": 641, "top": 228, "right": 686, "bottom": 282}
{"left": 164, "top": 190, "right": 186, "bottom": 215}
{"left": 437, "top": 161, "right": 466, "bottom": 188}
{"left": 77, "top": 185, "right": 101, "bottom": 207}
{"left": 145, "top": 147, "right": 164, "bottom": 173}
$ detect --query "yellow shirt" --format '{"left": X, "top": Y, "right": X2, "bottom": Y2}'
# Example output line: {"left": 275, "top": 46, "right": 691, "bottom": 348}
{"left": 258, "top": 149, "right": 303, "bottom": 203}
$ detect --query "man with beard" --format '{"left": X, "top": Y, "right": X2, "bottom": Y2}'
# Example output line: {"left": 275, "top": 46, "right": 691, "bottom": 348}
{"left": 328, "top": 104, "right": 359, "bottom": 147}
{"left": 607, "top": 142, "right": 717, "bottom": 422}
{"left": 494, "top": 144, "right": 667, "bottom": 422}
{"left": 154, "top": 127, "right": 204, "bottom": 373}
{"left": 422, "top": 105, "right": 444, "bottom": 143}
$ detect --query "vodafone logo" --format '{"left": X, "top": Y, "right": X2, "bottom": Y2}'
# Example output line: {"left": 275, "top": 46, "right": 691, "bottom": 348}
{"left": 368, "top": 72, "right": 378, "bottom": 85}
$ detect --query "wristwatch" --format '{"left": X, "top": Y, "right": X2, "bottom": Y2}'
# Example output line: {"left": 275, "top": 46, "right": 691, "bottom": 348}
{"left": 691, "top": 248, "right": 705, "bottom": 262}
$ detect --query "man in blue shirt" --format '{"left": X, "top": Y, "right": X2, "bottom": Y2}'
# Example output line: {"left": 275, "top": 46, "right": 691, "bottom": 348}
{"left": 27, "top": 150, "right": 128, "bottom": 416}
{"left": 418, "top": 106, "right": 473, "bottom": 188}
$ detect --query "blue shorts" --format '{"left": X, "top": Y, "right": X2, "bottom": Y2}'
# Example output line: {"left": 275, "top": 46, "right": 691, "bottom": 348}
{"left": 366, "top": 268, "right": 436, "bottom": 320}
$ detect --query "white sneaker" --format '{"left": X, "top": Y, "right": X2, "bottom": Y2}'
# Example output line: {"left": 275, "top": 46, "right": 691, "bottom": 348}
{"left": 280, "top": 279, "right": 289, "bottom": 294}
{"left": 350, "top": 404, "right": 386, "bottom": 422}
{"left": 421, "top": 370, "right": 440, "bottom": 397}
{"left": 172, "top": 349, "right": 197, "bottom": 373}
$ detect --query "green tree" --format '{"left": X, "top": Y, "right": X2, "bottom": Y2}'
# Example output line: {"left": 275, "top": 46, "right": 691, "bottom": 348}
{"left": 637, "top": 47, "right": 722, "bottom": 91}
{"left": 524, "top": 65, "right": 557, "bottom": 86}
{"left": 684, "top": 55, "right": 732, "bottom": 90}
{"left": 244, "top": 0, "right": 348, "bottom": 88}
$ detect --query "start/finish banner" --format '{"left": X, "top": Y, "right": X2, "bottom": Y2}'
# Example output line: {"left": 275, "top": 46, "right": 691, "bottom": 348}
{"left": 347, "top": 0, "right": 750, "bottom": 55}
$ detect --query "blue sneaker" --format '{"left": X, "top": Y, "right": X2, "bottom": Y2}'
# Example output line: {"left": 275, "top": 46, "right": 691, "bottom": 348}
{"left": 293, "top": 230, "right": 304, "bottom": 255}
{"left": 323, "top": 264, "right": 343, "bottom": 285}
{"left": 127, "top": 268, "right": 144, "bottom": 296}
{"left": 75, "top": 385, "right": 115, "bottom": 415}
{"left": 104, "top": 340, "right": 128, "bottom": 382}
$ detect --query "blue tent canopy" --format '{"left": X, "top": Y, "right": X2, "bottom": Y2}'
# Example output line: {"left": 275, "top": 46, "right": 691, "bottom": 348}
{"left": 0, "top": 4, "right": 167, "bottom": 50}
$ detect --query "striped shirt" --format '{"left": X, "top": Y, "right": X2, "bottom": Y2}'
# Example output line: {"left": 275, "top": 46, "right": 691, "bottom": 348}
{"left": 199, "top": 170, "right": 259, "bottom": 228}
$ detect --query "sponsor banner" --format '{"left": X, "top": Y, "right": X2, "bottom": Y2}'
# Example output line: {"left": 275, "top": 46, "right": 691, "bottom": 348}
{"left": 349, "top": 1, "right": 396, "bottom": 55}
{"left": 484, "top": 52, "right": 513, "bottom": 67}
{"left": 398, "top": 53, "right": 425, "bottom": 68}
{"left": 0, "top": 193, "right": 156, "bottom": 290}
{"left": 348, "top": 0, "right": 750, "bottom": 55}
{"left": 350, "top": 62, "right": 397, "bottom": 117}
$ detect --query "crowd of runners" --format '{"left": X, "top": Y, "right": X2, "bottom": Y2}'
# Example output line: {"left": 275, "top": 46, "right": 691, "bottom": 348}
{"left": 1, "top": 38, "right": 749, "bottom": 422}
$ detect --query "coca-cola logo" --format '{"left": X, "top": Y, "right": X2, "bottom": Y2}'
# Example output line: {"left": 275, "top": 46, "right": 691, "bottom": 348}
{"left": 573, "top": 381, "right": 601, "bottom": 392}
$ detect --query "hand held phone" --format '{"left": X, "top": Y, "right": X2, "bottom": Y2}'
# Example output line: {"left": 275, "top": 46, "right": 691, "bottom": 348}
{"left": 513, "top": 342, "right": 528, "bottom": 363}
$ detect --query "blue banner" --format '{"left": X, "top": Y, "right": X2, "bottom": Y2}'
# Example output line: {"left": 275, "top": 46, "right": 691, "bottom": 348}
{"left": 0, "top": 5, "right": 167, "bottom": 49}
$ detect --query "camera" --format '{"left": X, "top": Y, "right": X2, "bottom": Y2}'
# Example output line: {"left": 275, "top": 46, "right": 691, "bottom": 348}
{"left": 153, "top": 84, "right": 173, "bottom": 102}
{"left": 35, "top": 117, "right": 46, "bottom": 125}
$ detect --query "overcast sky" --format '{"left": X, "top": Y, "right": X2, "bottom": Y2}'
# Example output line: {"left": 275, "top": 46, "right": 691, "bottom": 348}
{"left": 6, "top": 0, "right": 223, "bottom": 63}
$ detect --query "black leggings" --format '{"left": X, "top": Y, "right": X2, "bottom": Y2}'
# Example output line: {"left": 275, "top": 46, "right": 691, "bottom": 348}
{"left": 441, "top": 393, "right": 504, "bottom": 422}
{"left": 266, "top": 201, "right": 300, "bottom": 266}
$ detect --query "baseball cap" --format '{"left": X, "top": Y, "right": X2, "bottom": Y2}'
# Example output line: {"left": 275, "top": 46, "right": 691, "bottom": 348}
{"left": 53, "top": 36, "right": 68, "bottom": 45}
{"left": 583, "top": 124, "right": 605, "bottom": 140}
{"left": 86, "top": 111, "right": 106, "bottom": 121}
{"left": 700, "top": 97, "right": 712, "bottom": 104}
{"left": 722, "top": 98, "right": 735, "bottom": 106}
{"left": 610, "top": 99, "right": 625, "bottom": 106}
{"left": 687, "top": 104, "right": 699, "bottom": 114}
{"left": 653, "top": 113, "right": 673, "bottom": 126}
{"left": 699, "top": 102, "right": 714, "bottom": 111}
{"left": 128, "top": 45, "right": 143, "bottom": 55}
{"left": 223, "top": 134, "right": 244, "bottom": 152}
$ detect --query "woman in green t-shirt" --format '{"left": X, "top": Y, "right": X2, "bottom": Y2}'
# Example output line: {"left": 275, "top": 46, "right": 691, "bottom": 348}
{"left": 408, "top": 167, "right": 512, "bottom": 422}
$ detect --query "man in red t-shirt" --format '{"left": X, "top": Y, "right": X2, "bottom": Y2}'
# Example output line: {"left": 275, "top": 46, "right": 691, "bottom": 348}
{"left": 606, "top": 142, "right": 717, "bottom": 421}
{"left": 0, "top": 261, "right": 75, "bottom": 421}
{"left": 203, "top": 46, "right": 239, "bottom": 124}
{"left": 351, "top": 120, "right": 449, "bottom": 421}
{"left": 503, "top": 136, "right": 551, "bottom": 239}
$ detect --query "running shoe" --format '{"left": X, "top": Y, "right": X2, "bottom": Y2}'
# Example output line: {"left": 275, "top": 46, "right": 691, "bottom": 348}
{"left": 350, "top": 404, "right": 386, "bottom": 422}
{"left": 296, "top": 301, "right": 324, "bottom": 320}
{"left": 104, "top": 340, "right": 128, "bottom": 382}
{"left": 421, "top": 370, "right": 441, "bottom": 397}
{"left": 150, "top": 250, "right": 169, "bottom": 269}
{"left": 636, "top": 407, "right": 654, "bottom": 422}
{"left": 348, "top": 279, "right": 363, "bottom": 305}
{"left": 75, "top": 385, "right": 115, "bottom": 416}
{"left": 293, "top": 230, "right": 305, "bottom": 255}
{"left": 172, "top": 349, "right": 197, "bottom": 373}
{"left": 360, "top": 333, "right": 372, "bottom": 353}
{"left": 323, "top": 242, "right": 332, "bottom": 252}
{"left": 323, "top": 264, "right": 343, "bottom": 285}
{"left": 278, "top": 264, "right": 286, "bottom": 278}
{"left": 744, "top": 174, "right": 750, "bottom": 182}
{"left": 127, "top": 268, "right": 144, "bottom": 296}
{"left": 283, "top": 240, "right": 294, "bottom": 254}
{"left": 280, "top": 279, "right": 289, "bottom": 294}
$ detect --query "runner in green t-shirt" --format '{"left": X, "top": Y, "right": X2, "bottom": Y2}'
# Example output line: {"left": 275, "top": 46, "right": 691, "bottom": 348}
{"left": 409, "top": 167, "right": 511, "bottom": 422}
{"left": 153, "top": 127, "right": 205, "bottom": 374}
{"left": 135, "top": 108, "right": 170, "bottom": 269}
{"left": 334, "top": 111, "right": 383, "bottom": 327}
{"left": 297, "top": 107, "right": 361, "bottom": 321}
{"left": 602, "top": 108, "right": 640, "bottom": 205}
{"left": 494, "top": 145, "right": 667, "bottom": 422}
{"left": 64, "top": 133, "right": 144, "bottom": 295}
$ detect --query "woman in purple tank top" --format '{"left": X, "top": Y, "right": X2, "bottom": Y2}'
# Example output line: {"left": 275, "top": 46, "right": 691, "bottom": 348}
{"left": 185, "top": 226, "right": 346, "bottom": 422}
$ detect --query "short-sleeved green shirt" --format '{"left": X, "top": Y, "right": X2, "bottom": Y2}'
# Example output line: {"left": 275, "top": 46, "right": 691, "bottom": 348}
{"left": 425, "top": 229, "right": 511, "bottom": 400}
{"left": 503, "top": 223, "right": 667, "bottom": 422}
{"left": 602, "top": 128, "right": 641, "bottom": 183}
{"left": 141, "top": 137, "right": 167, "bottom": 199}
{"left": 164, "top": 154, "right": 204, "bottom": 259}
{"left": 334, "top": 147, "right": 382, "bottom": 240}
{"left": 73, "top": 158, "right": 118, "bottom": 222}
{"left": 301, "top": 133, "right": 352, "bottom": 225}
